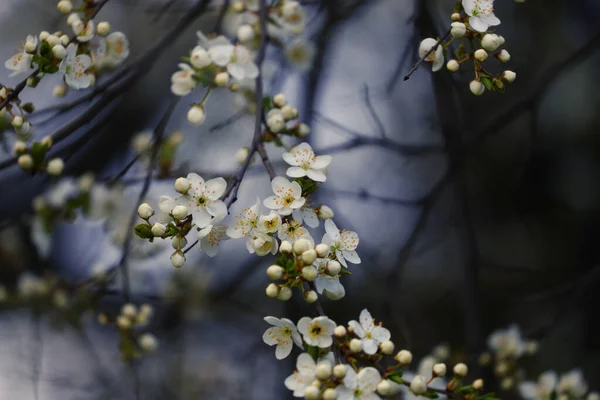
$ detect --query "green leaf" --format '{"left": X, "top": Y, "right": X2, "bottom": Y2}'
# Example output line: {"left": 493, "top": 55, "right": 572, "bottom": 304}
{"left": 134, "top": 224, "right": 154, "bottom": 239}
{"left": 306, "top": 345, "right": 319, "bottom": 360}
{"left": 263, "top": 96, "right": 274, "bottom": 111}
{"left": 480, "top": 75, "right": 494, "bottom": 91}
{"left": 424, "top": 391, "right": 440, "bottom": 399}
{"left": 30, "top": 142, "right": 47, "bottom": 165}
{"left": 387, "top": 371, "right": 404, "bottom": 384}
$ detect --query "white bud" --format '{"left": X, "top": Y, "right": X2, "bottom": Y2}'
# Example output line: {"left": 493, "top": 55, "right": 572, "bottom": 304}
{"left": 13, "top": 140, "right": 27, "bottom": 155}
{"left": 137, "top": 203, "right": 154, "bottom": 219}
{"left": 235, "top": 147, "right": 250, "bottom": 165}
{"left": 502, "top": 70, "right": 516, "bottom": 83}
{"left": 46, "top": 34, "right": 60, "bottom": 47}
{"left": 121, "top": 303, "right": 137, "bottom": 318}
{"left": 53, "top": 83, "right": 67, "bottom": 97}
{"left": 469, "top": 80, "right": 485, "bottom": 96}
{"left": 174, "top": 177, "right": 191, "bottom": 194}
{"left": 139, "top": 304, "right": 153, "bottom": 318}
{"left": 495, "top": 361, "right": 509, "bottom": 376}
{"left": 57, "top": 0, "right": 72, "bottom": 13}
{"left": 304, "top": 290, "right": 318, "bottom": 303}
{"left": 39, "top": 31, "right": 50, "bottom": 41}
{"left": 67, "top": 13, "right": 81, "bottom": 26}
{"left": 281, "top": 105, "right": 296, "bottom": 121}
{"left": 117, "top": 315, "right": 131, "bottom": 329}
{"left": 215, "top": 72, "right": 230, "bottom": 87}
{"left": 24, "top": 37, "right": 37, "bottom": 53}
{"left": 293, "top": 238, "right": 310, "bottom": 254}
{"left": 451, "top": 13, "right": 461, "bottom": 22}
{"left": 304, "top": 386, "right": 320, "bottom": 400}
{"left": 277, "top": 286, "right": 292, "bottom": 301}
{"left": 301, "top": 249, "right": 317, "bottom": 265}
{"left": 46, "top": 158, "right": 64, "bottom": 176}
{"left": 170, "top": 251, "right": 185, "bottom": 268}
{"left": 473, "top": 379, "right": 484, "bottom": 391}
{"left": 60, "top": 35, "right": 69, "bottom": 46}
{"left": 265, "top": 283, "right": 280, "bottom": 298}
{"left": 298, "top": 123, "right": 310, "bottom": 137}
{"left": 380, "top": 340, "right": 395, "bottom": 355}
{"left": 395, "top": 349, "right": 413, "bottom": 365}
{"left": 323, "top": 388, "right": 337, "bottom": 400}
{"left": 171, "top": 205, "right": 188, "bottom": 220}
{"left": 273, "top": 93, "right": 287, "bottom": 107}
{"left": 481, "top": 34, "right": 500, "bottom": 51}
{"left": 280, "top": 240, "right": 293, "bottom": 253}
{"left": 52, "top": 44, "right": 67, "bottom": 59}
{"left": 97, "top": 21, "right": 110, "bottom": 36}
{"left": 446, "top": 59, "right": 459, "bottom": 72}
{"left": 302, "top": 266, "right": 317, "bottom": 281}
{"left": 331, "top": 365, "right": 346, "bottom": 382}
{"left": 190, "top": 46, "right": 211, "bottom": 69}
{"left": 266, "top": 265, "right": 283, "bottom": 280}
{"left": 327, "top": 260, "right": 341, "bottom": 276}
{"left": 334, "top": 325, "right": 347, "bottom": 337}
{"left": 171, "top": 235, "right": 188, "bottom": 249}
{"left": 317, "top": 205, "right": 334, "bottom": 220}
{"left": 267, "top": 114, "right": 285, "bottom": 133}
{"left": 237, "top": 24, "right": 255, "bottom": 42}
{"left": 453, "top": 363, "right": 468, "bottom": 377}
{"left": 498, "top": 49, "right": 511, "bottom": 63}
{"left": 11, "top": 115, "right": 23, "bottom": 128}
{"left": 497, "top": 35, "right": 506, "bottom": 45}
{"left": 410, "top": 375, "right": 428, "bottom": 395}
{"left": 151, "top": 222, "right": 167, "bottom": 237}
{"left": 315, "top": 362, "right": 332, "bottom": 380}
{"left": 18, "top": 154, "right": 33, "bottom": 170}
{"left": 187, "top": 105, "right": 206, "bottom": 125}
{"left": 315, "top": 243, "right": 329, "bottom": 258}
{"left": 451, "top": 22, "right": 466, "bottom": 38}
{"left": 349, "top": 338, "right": 362, "bottom": 353}
{"left": 501, "top": 377, "right": 514, "bottom": 391}
{"left": 474, "top": 49, "right": 488, "bottom": 62}
{"left": 139, "top": 333, "right": 158, "bottom": 352}
{"left": 433, "top": 363, "right": 447, "bottom": 377}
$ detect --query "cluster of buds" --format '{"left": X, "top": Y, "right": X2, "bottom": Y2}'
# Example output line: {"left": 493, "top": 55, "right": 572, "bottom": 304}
{"left": 0, "top": 87, "right": 35, "bottom": 138}
{"left": 262, "top": 93, "right": 310, "bottom": 140}
{"left": 13, "top": 135, "right": 64, "bottom": 175}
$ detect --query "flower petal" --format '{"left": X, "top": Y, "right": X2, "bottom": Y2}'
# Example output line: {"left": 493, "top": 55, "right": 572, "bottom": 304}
{"left": 286, "top": 166, "right": 307, "bottom": 178}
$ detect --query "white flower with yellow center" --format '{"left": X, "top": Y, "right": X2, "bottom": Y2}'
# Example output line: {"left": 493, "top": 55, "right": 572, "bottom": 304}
{"left": 292, "top": 206, "right": 319, "bottom": 228}
{"left": 72, "top": 20, "right": 95, "bottom": 42}
{"left": 322, "top": 219, "right": 360, "bottom": 267}
{"left": 96, "top": 32, "right": 129, "bottom": 68}
{"left": 257, "top": 211, "right": 282, "bottom": 234}
{"left": 519, "top": 371, "right": 558, "bottom": 400}
{"left": 283, "top": 142, "right": 331, "bottom": 182}
{"left": 246, "top": 232, "right": 278, "bottom": 256}
{"left": 171, "top": 63, "right": 197, "bottom": 96}
{"left": 284, "top": 353, "right": 318, "bottom": 397}
{"left": 284, "top": 38, "right": 315, "bottom": 72}
{"left": 227, "top": 198, "right": 260, "bottom": 239}
{"left": 5, "top": 49, "right": 32, "bottom": 77}
{"left": 462, "top": 0, "right": 500, "bottom": 32}
{"left": 263, "top": 176, "right": 306, "bottom": 216}
{"left": 418, "top": 38, "right": 444, "bottom": 72}
{"left": 348, "top": 309, "right": 390, "bottom": 355}
{"left": 176, "top": 173, "right": 227, "bottom": 229}
{"left": 336, "top": 366, "right": 382, "bottom": 400}
{"left": 297, "top": 316, "right": 336, "bottom": 348}
{"left": 262, "top": 316, "right": 303, "bottom": 360}
{"left": 198, "top": 221, "right": 229, "bottom": 257}
{"left": 59, "top": 44, "right": 92, "bottom": 89}
{"left": 277, "top": 220, "right": 314, "bottom": 244}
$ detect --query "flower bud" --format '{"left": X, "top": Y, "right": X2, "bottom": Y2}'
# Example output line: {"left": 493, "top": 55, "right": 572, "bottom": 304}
{"left": 498, "top": 49, "right": 511, "bottom": 63}
{"left": 215, "top": 72, "right": 230, "bottom": 87}
{"left": 433, "top": 363, "right": 447, "bottom": 377}
{"left": 174, "top": 177, "right": 191, "bottom": 194}
{"left": 57, "top": 0, "right": 72, "bottom": 13}
{"left": 293, "top": 238, "right": 310, "bottom": 254}
{"left": 304, "top": 386, "right": 320, "bottom": 400}
{"left": 139, "top": 333, "right": 158, "bottom": 352}
{"left": 11, "top": 115, "right": 23, "bottom": 128}
{"left": 187, "top": 105, "right": 206, "bottom": 125}
{"left": 266, "top": 265, "right": 283, "bottom": 280}
{"left": 453, "top": 363, "right": 468, "bottom": 377}
{"left": 117, "top": 315, "right": 131, "bottom": 329}
{"left": 281, "top": 105, "right": 296, "bottom": 121}
{"left": 481, "top": 34, "right": 500, "bottom": 51}
{"left": 301, "top": 249, "right": 317, "bottom": 265}
{"left": 237, "top": 24, "right": 254, "bottom": 42}
{"left": 235, "top": 147, "right": 250, "bottom": 165}
{"left": 410, "top": 375, "right": 428, "bottom": 395}
{"left": 349, "top": 338, "right": 362, "bottom": 353}
{"left": 170, "top": 251, "right": 185, "bottom": 268}
{"left": 47, "top": 158, "right": 64, "bottom": 176}
{"left": 139, "top": 304, "right": 153, "bottom": 318}
{"left": 18, "top": 154, "right": 33, "bottom": 170}
{"left": 172, "top": 205, "right": 188, "bottom": 220}
{"left": 121, "top": 303, "right": 137, "bottom": 318}
{"left": 46, "top": 34, "right": 60, "bottom": 47}
{"left": 501, "top": 377, "right": 514, "bottom": 391}
{"left": 380, "top": 340, "right": 395, "bottom": 355}
{"left": 474, "top": 49, "right": 488, "bottom": 62}
{"left": 60, "top": 35, "right": 69, "bottom": 45}
{"left": 495, "top": 361, "right": 509, "bottom": 376}
{"left": 267, "top": 113, "right": 285, "bottom": 133}
{"left": 273, "top": 93, "right": 287, "bottom": 107}
{"left": 152, "top": 222, "right": 167, "bottom": 237}
{"left": 67, "top": 13, "right": 80, "bottom": 26}
{"left": 451, "top": 22, "right": 466, "bottom": 37}
{"left": 446, "top": 59, "right": 459, "bottom": 72}
{"left": 298, "top": 123, "right": 310, "bottom": 137}
{"left": 469, "top": 80, "right": 485, "bottom": 96}
{"left": 97, "top": 21, "right": 110, "bottom": 36}
{"left": 13, "top": 140, "right": 27, "bottom": 155}
{"left": 377, "top": 380, "right": 399, "bottom": 396}
{"left": 395, "top": 349, "right": 413, "bottom": 365}
{"left": 25, "top": 37, "right": 37, "bottom": 53}
{"left": 190, "top": 46, "right": 211, "bottom": 69}
{"left": 502, "top": 70, "right": 516, "bottom": 83}
{"left": 323, "top": 388, "right": 337, "bottom": 400}
{"left": 265, "top": 283, "right": 279, "bottom": 298}
{"left": 473, "top": 379, "right": 484, "bottom": 391}
{"left": 304, "top": 290, "right": 318, "bottom": 303}
{"left": 302, "top": 266, "right": 317, "bottom": 281}
{"left": 53, "top": 83, "right": 67, "bottom": 97}
{"left": 327, "top": 260, "right": 341, "bottom": 276}
{"left": 315, "top": 361, "right": 332, "bottom": 380}
{"left": 171, "top": 235, "right": 187, "bottom": 249}
{"left": 52, "top": 44, "right": 67, "bottom": 59}
{"left": 315, "top": 243, "right": 329, "bottom": 258}
{"left": 277, "top": 286, "right": 292, "bottom": 301}
{"left": 137, "top": 203, "right": 154, "bottom": 219}
{"left": 280, "top": 240, "right": 293, "bottom": 253}
{"left": 451, "top": 12, "right": 461, "bottom": 21}
{"left": 317, "top": 205, "right": 334, "bottom": 220}
{"left": 333, "top": 364, "right": 347, "bottom": 378}
{"left": 39, "top": 31, "right": 50, "bottom": 41}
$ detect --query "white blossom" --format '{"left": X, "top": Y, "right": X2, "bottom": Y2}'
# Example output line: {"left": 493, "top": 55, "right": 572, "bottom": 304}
{"left": 348, "top": 309, "right": 390, "bottom": 355}
{"left": 190, "top": 45, "right": 212, "bottom": 69}
{"left": 246, "top": 232, "right": 279, "bottom": 256}
{"left": 418, "top": 38, "right": 444, "bottom": 72}
{"left": 72, "top": 20, "right": 95, "bottom": 42}
{"left": 5, "top": 50, "right": 32, "bottom": 77}
{"left": 285, "top": 353, "right": 318, "bottom": 397}
{"left": 297, "top": 316, "right": 336, "bottom": 348}
{"left": 285, "top": 38, "right": 315, "bottom": 71}
{"left": 487, "top": 324, "right": 526, "bottom": 360}
{"left": 227, "top": 198, "right": 260, "bottom": 238}
{"left": 59, "top": 44, "right": 92, "bottom": 89}
{"left": 462, "top": 0, "right": 500, "bottom": 32}
{"left": 558, "top": 369, "right": 588, "bottom": 399}
{"left": 263, "top": 176, "right": 306, "bottom": 216}
{"left": 337, "top": 367, "right": 382, "bottom": 400}
{"left": 176, "top": 173, "right": 227, "bottom": 228}
{"left": 262, "top": 316, "right": 303, "bottom": 360}
{"left": 96, "top": 32, "right": 129, "bottom": 68}
{"left": 208, "top": 43, "right": 259, "bottom": 81}
{"left": 198, "top": 223, "right": 229, "bottom": 257}
{"left": 171, "top": 63, "right": 197, "bottom": 96}
{"left": 282, "top": 142, "right": 331, "bottom": 182}
{"left": 313, "top": 258, "right": 345, "bottom": 300}
{"left": 322, "top": 219, "right": 360, "bottom": 267}
{"left": 519, "top": 371, "right": 558, "bottom": 400}
{"left": 278, "top": 220, "right": 314, "bottom": 244}
{"left": 257, "top": 211, "right": 282, "bottom": 234}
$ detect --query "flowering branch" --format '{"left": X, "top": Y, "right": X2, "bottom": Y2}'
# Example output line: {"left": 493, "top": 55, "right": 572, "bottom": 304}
{"left": 404, "top": 28, "right": 451, "bottom": 81}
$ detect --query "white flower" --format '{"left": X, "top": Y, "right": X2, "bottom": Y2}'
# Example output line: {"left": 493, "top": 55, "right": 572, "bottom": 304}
{"left": 418, "top": 38, "right": 444, "bottom": 72}
{"left": 227, "top": 198, "right": 261, "bottom": 238}
{"left": 312, "top": 257, "right": 345, "bottom": 300}
{"left": 462, "top": 0, "right": 501, "bottom": 32}
{"left": 156, "top": 195, "right": 176, "bottom": 224}
{"left": 5, "top": 50, "right": 32, "bottom": 77}
{"left": 228, "top": 45, "right": 259, "bottom": 81}
{"left": 283, "top": 142, "right": 332, "bottom": 182}
{"left": 96, "top": 32, "right": 129, "bottom": 68}
{"left": 297, "top": 316, "right": 336, "bottom": 348}
{"left": 558, "top": 369, "right": 588, "bottom": 398}
{"left": 519, "top": 371, "right": 558, "bottom": 400}
{"left": 246, "top": 232, "right": 278, "bottom": 256}
{"left": 257, "top": 211, "right": 282, "bottom": 234}
{"left": 59, "top": 44, "right": 92, "bottom": 89}
{"left": 263, "top": 176, "right": 306, "bottom": 216}
{"left": 196, "top": 31, "right": 231, "bottom": 49}
{"left": 277, "top": 220, "right": 314, "bottom": 244}
{"left": 176, "top": 173, "right": 227, "bottom": 228}
{"left": 292, "top": 206, "right": 319, "bottom": 228}
{"left": 487, "top": 324, "right": 526, "bottom": 360}
{"left": 322, "top": 219, "right": 360, "bottom": 267}
{"left": 171, "top": 63, "right": 197, "bottom": 96}
{"left": 285, "top": 353, "right": 318, "bottom": 397}
{"left": 198, "top": 223, "right": 229, "bottom": 257}
{"left": 262, "top": 316, "right": 303, "bottom": 360}
{"left": 336, "top": 367, "right": 382, "bottom": 400}
{"left": 285, "top": 38, "right": 315, "bottom": 71}
{"left": 348, "top": 309, "right": 390, "bottom": 355}
{"left": 72, "top": 20, "right": 95, "bottom": 42}
{"left": 190, "top": 45, "right": 212, "bottom": 69}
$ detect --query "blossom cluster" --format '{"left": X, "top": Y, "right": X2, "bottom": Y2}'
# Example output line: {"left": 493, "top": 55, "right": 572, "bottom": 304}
{"left": 418, "top": 0, "right": 516, "bottom": 95}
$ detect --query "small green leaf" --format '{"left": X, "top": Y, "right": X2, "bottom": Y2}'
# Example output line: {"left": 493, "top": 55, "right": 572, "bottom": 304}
{"left": 424, "top": 391, "right": 440, "bottom": 399}
{"left": 387, "top": 371, "right": 404, "bottom": 384}
{"left": 480, "top": 75, "right": 494, "bottom": 91}
{"left": 134, "top": 224, "right": 154, "bottom": 239}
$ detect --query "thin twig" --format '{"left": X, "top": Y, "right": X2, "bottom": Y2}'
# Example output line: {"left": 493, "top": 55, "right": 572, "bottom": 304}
{"left": 403, "top": 28, "right": 450, "bottom": 81}
{"left": 361, "top": 83, "right": 386, "bottom": 138}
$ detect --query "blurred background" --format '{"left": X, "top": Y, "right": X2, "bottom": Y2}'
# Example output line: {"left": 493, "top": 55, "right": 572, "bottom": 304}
{"left": 1, "top": 0, "right": 600, "bottom": 399}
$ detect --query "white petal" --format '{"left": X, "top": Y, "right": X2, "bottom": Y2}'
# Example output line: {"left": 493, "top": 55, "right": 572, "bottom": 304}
{"left": 282, "top": 151, "right": 300, "bottom": 166}
{"left": 296, "top": 353, "right": 316, "bottom": 375}
{"left": 372, "top": 326, "right": 391, "bottom": 342}
{"left": 272, "top": 176, "right": 291, "bottom": 193}
{"left": 343, "top": 367, "right": 358, "bottom": 390}
{"left": 286, "top": 167, "right": 307, "bottom": 178}
{"left": 342, "top": 250, "right": 361, "bottom": 264}
{"left": 461, "top": 0, "right": 476, "bottom": 15}
{"left": 205, "top": 177, "right": 227, "bottom": 199}
{"left": 192, "top": 207, "right": 211, "bottom": 228}
{"left": 207, "top": 200, "right": 227, "bottom": 218}
{"left": 317, "top": 335, "right": 332, "bottom": 348}
{"left": 264, "top": 316, "right": 283, "bottom": 327}
{"left": 263, "top": 196, "right": 281, "bottom": 210}
{"left": 297, "top": 317, "right": 311, "bottom": 334}
{"left": 519, "top": 382, "right": 538, "bottom": 400}
{"left": 357, "top": 367, "right": 382, "bottom": 393}
{"left": 469, "top": 16, "right": 489, "bottom": 32}
{"left": 302, "top": 209, "right": 319, "bottom": 228}
{"left": 276, "top": 341, "right": 293, "bottom": 359}
{"left": 187, "top": 173, "right": 205, "bottom": 188}
{"left": 324, "top": 219, "right": 340, "bottom": 241}
{"left": 312, "top": 155, "right": 332, "bottom": 169}
{"left": 359, "top": 309, "right": 374, "bottom": 332}
{"left": 348, "top": 320, "right": 365, "bottom": 338}
{"left": 263, "top": 327, "right": 281, "bottom": 345}
{"left": 306, "top": 169, "right": 327, "bottom": 182}
{"left": 227, "top": 62, "right": 246, "bottom": 80}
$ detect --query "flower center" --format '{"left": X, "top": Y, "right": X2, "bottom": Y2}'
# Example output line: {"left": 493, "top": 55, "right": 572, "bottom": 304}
{"left": 309, "top": 325, "right": 321, "bottom": 337}
{"left": 196, "top": 196, "right": 207, "bottom": 207}
{"left": 283, "top": 194, "right": 294, "bottom": 206}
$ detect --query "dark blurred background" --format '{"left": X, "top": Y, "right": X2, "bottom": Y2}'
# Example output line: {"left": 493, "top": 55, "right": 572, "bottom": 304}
{"left": 1, "top": 0, "right": 600, "bottom": 398}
